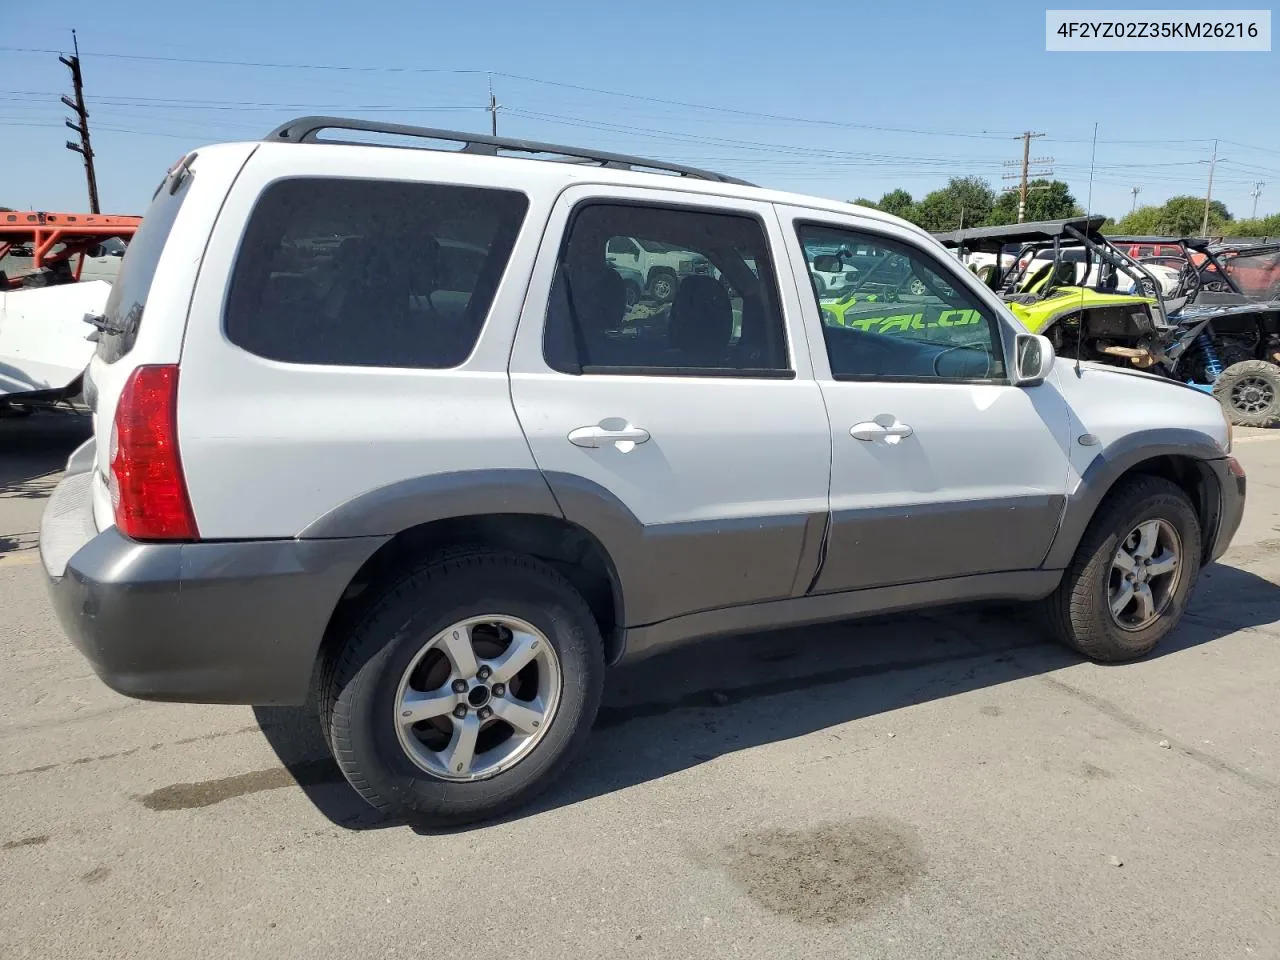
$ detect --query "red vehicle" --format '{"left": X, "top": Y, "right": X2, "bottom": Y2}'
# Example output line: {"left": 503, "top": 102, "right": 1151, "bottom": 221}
{"left": 1208, "top": 242, "right": 1280, "bottom": 298}
{"left": 0, "top": 210, "right": 141, "bottom": 289}
{"left": 1109, "top": 236, "right": 1191, "bottom": 260}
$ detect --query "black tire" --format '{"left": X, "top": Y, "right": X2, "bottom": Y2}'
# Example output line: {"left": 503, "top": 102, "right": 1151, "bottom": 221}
{"left": 1214, "top": 360, "right": 1280, "bottom": 428}
{"left": 1044, "top": 476, "right": 1201, "bottom": 662}
{"left": 323, "top": 548, "right": 605, "bottom": 827}
{"left": 648, "top": 270, "right": 677, "bottom": 302}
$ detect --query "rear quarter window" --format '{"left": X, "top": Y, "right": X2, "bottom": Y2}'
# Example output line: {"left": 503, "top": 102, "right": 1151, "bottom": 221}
{"left": 223, "top": 178, "right": 529, "bottom": 369}
{"left": 95, "top": 168, "right": 193, "bottom": 363}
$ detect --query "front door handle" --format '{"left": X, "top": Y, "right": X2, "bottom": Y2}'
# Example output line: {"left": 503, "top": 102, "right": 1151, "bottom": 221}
{"left": 568, "top": 424, "right": 651, "bottom": 449}
{"left": 850, "top": 420, "right": 913, "bottom": 442}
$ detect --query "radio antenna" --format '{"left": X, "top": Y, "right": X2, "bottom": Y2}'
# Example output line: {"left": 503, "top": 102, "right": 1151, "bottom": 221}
{"left": 1077, "top": 121, "right": 1099, "bottom": 377}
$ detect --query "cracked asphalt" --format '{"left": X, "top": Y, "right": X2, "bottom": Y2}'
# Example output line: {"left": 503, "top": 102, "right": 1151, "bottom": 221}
{"left": 3, "top": 413, "right": 1280, "bottom": 959}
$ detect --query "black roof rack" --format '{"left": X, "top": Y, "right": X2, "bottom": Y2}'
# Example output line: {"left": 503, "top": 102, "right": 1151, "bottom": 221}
{"left": 933, "top": 215, "right": 1109, "bottom": 250}
{"left": 264, "top": 116, "right": 756, "bottom": 187}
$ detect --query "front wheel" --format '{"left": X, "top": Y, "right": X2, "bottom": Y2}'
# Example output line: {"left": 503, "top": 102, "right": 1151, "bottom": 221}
{"left": 324, "top": 549, "right": 605, "bottom": 827}
{"left": 1044, "top": 476, "right": 1201, "bottom": 662}
{"left": 648, "top": 271, "right": 677, "bottom": 302}
{"left": 1214, "top": 359, "right": 1280, "bottom": 427}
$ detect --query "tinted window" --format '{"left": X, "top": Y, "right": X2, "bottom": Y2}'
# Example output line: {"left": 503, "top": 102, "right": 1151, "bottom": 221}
{"left": 798, "top": 224, "right": 1006, "bottom": 382}
{"left": 544, "top": 203, "right": 790, "bottom": 376}
{"left": 95, "top": 167, "right": 193, "bottom": 363}
{"left": 225, "top": 178, "right": 528, "bottom": 368}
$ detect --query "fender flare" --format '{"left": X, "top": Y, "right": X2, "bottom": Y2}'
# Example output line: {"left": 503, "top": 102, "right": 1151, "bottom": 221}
{"left": 1042, "top": 429, "right": 1226, "bottom": 570}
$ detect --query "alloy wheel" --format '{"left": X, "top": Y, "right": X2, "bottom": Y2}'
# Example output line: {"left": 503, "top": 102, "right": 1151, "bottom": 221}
{"left": 1108, "top": 519, "right": 1182, "bottom": 631}
{"left": 393, "top": 615, "right": 562, "bottom": 781}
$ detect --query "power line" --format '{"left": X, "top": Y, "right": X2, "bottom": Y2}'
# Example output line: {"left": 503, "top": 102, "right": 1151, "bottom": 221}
{"left": 0, "top": 44, "right": 1020, "bottom": 141}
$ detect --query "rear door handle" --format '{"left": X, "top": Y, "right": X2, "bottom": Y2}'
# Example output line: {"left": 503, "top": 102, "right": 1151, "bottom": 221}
{"left": 568, "top": 424, "right": 651, "bottom": 449}
{"left": 850, "top": 420, "right": 913, "bottom": 442}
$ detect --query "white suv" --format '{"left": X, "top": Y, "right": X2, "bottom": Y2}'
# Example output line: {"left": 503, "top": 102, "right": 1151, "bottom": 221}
{"left": 40, "top": 118, "right": 1246, "bottom": 826}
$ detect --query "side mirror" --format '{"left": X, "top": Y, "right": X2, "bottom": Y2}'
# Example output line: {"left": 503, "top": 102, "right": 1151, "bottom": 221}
{"left": 1014, "top": 333, "right": 1055, "bottom": 386}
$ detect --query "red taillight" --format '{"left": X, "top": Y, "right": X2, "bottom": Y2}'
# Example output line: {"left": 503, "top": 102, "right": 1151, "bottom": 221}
{"left": 108, "top": 364, "right": 198, "bottom": 541}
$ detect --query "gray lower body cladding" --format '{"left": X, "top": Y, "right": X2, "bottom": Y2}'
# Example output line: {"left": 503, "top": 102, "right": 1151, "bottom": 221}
{"left": 42, "top": 472, "right": 387, "bottom": 705}
{"left": 812, "top": 494, "right": 1065, "bottom": 595}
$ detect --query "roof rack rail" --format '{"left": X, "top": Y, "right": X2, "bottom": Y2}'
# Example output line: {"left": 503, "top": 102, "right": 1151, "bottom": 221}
{"left": 264, "top": 116, "right": 756, "bottom": 187}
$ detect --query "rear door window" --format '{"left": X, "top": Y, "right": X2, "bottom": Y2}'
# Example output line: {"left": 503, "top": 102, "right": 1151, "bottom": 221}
{"left": 95, "top": 166, "right": 193, "bottom": 363}
{"left": 224, "top": 178, "right": 529, "bottom": 369}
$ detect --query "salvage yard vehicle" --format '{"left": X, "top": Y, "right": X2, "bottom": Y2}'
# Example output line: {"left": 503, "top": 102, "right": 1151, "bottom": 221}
{"left": 42, "top": 119, "right": 1244, "bottom": 827}
{"left": 934, "top": 218, "right": 1280, "bottom": 425}
{"left": 1, "top": 210, "right": 138, "bottom": 289}
{"left": 1172, "top": 238, "right": 1280, "bottom": 426}
{"left": 604, "top": 234, "right": 711, "bottom": 301}
{"left": 1, "top": 211, "right": 140, "bottom": 415}
{"left": 935, "top": 216, "right": 1177, "bottom": 368}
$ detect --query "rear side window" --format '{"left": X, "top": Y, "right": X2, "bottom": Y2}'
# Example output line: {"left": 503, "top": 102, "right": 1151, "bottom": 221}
{"left": 224, "top": 178, "right": 528, "bottom": 368}
{"left": 95, "top": 167, "right": 193, "bottom": 363}
{"left": 543, "top": 202, "right": 791, "bottom": 376}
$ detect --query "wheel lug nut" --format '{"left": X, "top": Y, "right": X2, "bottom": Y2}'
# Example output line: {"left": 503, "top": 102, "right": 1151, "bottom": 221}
{"left": 492, "top": 683, "right": 505, "bottom": 697}
{"left": 478, "top": 707, "right": 493, "bottom": 720}
{"left": 453, "top": 705, "right": 467, "bottom": 719}
{"left": 477, "top": 666, "right": 492, "bottom": 681}
{"left": 452, "top": 679, "right": 467, "bottom": 693}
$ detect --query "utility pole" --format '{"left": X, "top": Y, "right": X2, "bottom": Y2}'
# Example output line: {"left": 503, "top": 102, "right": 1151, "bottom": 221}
{"left": 1251, "top": 181, "right": 1266, "bottom": 220}
{"left": 487, "top": 75, "right": 499, "bottom": 137}
{"left": 1202, "top": 139, "right": 1219, "bottom": 235}
{"left": 1002, "top": 131, "right": 1051, "bottom": 223}
{"left": 60, "top": 30, "right": 100, "bottom": 214}
{"left": 1130, "top": 185, "right": 1141, "bottom": 213}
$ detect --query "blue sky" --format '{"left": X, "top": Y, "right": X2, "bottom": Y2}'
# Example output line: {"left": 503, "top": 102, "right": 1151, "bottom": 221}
{"left": 2, "top": 0, "right": 1277, "bottom": 221}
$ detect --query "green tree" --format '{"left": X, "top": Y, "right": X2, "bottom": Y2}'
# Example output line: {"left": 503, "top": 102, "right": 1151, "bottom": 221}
{"left": 988, "top": 179, "right": 1080, "bottom": 226}
{"left": 849, "top": 197, "right": 879, "bottom": 209}
{"left": 1114, "top": 204, "right": 1164, "bottom": 234}
{"left": 1227, "top": 213, "right": 1280, "bottom": 237}
{"left": 911, "top": 177, "right": 995, "bottom": 232}
{"left": 876, "top": 188, "right": 915, "bottom": 220}
{"left": 1161, "top": 195, "right": 1232, "bottom": 234}
{"left": 1114, "top": 195, "right": 1233, "bottom": 235}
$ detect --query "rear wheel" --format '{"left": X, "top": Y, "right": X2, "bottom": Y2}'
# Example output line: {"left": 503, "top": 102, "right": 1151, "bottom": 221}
{"left": 1044, "top": 477, "right": 1201, "bottom": 662}
{"left": 1214, "top": 360, "right": 1280, "bottom": 427}
{"left": 324, "top": 549, "right": 604, "bottom": 827}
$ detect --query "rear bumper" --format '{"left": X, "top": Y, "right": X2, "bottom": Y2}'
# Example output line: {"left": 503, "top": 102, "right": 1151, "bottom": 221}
{"left": 41, "top": 470, "right": 388, "bottom": 705}
{"left": 1208, "top": 456, "right": 1247, "bottom": 563}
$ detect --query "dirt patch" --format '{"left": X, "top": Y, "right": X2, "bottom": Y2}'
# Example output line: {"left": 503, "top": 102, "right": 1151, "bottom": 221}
{"left": 81, "top": 866, "right": 110, "bottom": 884}
{"left": 1080, "top": 761, "right": 1116, "bottom": 780}
{"left": 980, "top": 705, "right": 1003, "bottom": 717}
{"left": 3, "top": 835, "right": 49, "bottom": 850}
{"left": 719, "top": 818, "right": 925, "bottom": 925}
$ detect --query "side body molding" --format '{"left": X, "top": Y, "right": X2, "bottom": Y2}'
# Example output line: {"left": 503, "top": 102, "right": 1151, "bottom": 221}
{"left": 1042, "top": 428, "right": 1228, "bottom": 570}
{"left": 297, "top": 467, "right": 825, "bottom": 634}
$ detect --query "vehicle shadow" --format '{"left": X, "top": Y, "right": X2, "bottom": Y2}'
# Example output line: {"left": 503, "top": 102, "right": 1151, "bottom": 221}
{"left": 0, "top": 412, "right": 90, "bottom": 502}
{"left": 253, "top": 559, "right": 1280, "bottom": 833}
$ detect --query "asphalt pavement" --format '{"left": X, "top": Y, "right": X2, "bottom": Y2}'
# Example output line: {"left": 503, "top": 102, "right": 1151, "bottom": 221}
{"left": 3, "top": 413, "right": 1280, "bottom": 960}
